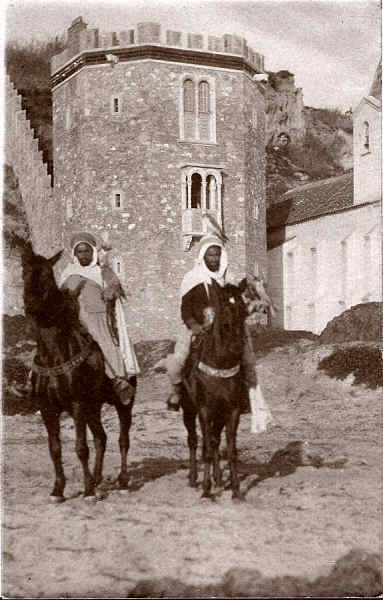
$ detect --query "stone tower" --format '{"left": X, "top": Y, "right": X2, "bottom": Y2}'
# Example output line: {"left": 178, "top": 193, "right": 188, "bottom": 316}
{"left": 51, "top": 17, "right": 267, "bottom": 340}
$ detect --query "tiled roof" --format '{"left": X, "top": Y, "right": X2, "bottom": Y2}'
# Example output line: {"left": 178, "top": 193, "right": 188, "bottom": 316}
{"left": 267, "top": 171, "right": 354, "bottom": 230}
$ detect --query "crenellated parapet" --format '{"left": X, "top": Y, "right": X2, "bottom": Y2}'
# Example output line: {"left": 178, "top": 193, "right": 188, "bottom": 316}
{"left": 51, "top": 16, "right": 265, "bottom": 79}
{"left": 5, "top": 74, "right": 62, "bottom": 256}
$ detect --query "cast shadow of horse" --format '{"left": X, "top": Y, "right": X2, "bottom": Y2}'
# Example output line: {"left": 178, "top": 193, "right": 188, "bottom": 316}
{"left": 95, "top": 458, "right": 189, "bottom": 493}
{"left": 240, "top": 440, "right": 326, "bottom": 497}
{"left": 198, "top": 440, "right": 325, "bottom": 500}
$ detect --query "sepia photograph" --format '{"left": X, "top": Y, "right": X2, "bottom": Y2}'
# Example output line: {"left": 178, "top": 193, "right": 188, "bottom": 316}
{"left": 1, "top": 0, "right": 382, "bottom": 597}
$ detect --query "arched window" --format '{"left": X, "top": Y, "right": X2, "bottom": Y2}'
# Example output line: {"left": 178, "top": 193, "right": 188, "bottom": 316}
{"left": 190, "top": 173, "right": 202, "bottom": 208}
{"left": 198, "top": 81, "right": 210, "bottom": 113}
{"left": 183, "top": 79, "right": 195, "bottom": 112}
{"left": 180, "top": 76, "right": 216, "bottom": 142}
{"left": 181, "top": 167, "right": 222, "bottom": 241}
{"left": 206, "top": 174, "right": 217, "bottom": 210}
{"left": 183, "top": 79, "right": 195, "bottom": 139}
{"left": 363, "top": 121, "right": 370, "bottom": 151}
{"left": 198, "top": 81, "right": 210, "bottom": 140}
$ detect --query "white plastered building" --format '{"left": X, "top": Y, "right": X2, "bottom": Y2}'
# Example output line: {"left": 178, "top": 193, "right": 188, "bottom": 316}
{"left": 267, "top": 65, "right": 382, "bottom": 334}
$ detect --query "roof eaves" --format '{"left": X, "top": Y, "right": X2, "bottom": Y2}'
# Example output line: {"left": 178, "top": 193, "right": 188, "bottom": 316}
{"left": 268, "top": 198, "right": 380, "bottom": 230}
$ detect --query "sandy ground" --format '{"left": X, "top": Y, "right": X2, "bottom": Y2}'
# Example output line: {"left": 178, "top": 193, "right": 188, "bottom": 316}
{"left": 2, "top": 340, "right": 382, "bottom": 598}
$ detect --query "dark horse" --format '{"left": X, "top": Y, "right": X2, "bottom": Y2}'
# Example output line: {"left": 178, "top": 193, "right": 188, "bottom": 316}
{"left": 21, "top": 242, "right": 135, "bottom": 502}
{"left": 180, "top": 279, "right": 252, "bottom": 500}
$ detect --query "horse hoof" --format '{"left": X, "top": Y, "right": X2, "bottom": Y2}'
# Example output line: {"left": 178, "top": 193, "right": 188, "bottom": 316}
{"left": 201, "top": 491, "right": 212, "bottom": 500}
{"left": 83, "top": 494, "right": 97, "bottom": 503}
{"left": 95, "top": 490, "right": 107, "bottom": 501}
{"left": 49, "top": 495, "right": 65, "bottom": 504}
{"left": 232, "top": 493, "right": 245, "bottom": 503}
{"left": 118, "top": 478, "right": 130, "bottom": 491}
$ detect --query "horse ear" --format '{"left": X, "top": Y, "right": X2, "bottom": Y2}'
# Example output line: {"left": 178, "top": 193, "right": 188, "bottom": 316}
{"left": 20, "top": 241, "right": 36, "bottom": 266}
{"left": 49, "top": 249, "right": 64, "bottom": 266}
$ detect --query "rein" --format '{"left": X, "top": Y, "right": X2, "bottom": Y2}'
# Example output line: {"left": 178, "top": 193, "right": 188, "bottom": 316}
{"left": 32, "top": 340, "right": 94, "bottom": 379}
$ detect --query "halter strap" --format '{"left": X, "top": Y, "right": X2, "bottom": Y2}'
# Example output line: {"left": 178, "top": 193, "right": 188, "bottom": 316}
{"left": 32, "top": 341, "right": 94, "bottom": 378}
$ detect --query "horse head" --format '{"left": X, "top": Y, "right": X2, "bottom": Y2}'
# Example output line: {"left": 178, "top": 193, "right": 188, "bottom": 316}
{"left": 199, "top": 282, "right": 246, "bottom": 371}
{"left": 21, "top": 243, "right": 65, "bottom": 328}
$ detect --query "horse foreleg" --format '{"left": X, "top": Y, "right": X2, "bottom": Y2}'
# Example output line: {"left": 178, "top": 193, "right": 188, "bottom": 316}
{"left": 73, "top": 403, "right": 95, "bottom": 497}
{"left": 212, "top": 417, "right": 225, "bottom": 488}
{"left": 182, "top": 402, "right": 198, "bottom": 487}
{"left": 225, "top": 407, "right": 242, "bottom": 500}
{"left": 199, "top": 407, "right": 213, "bottom": 498}
{"left": 115, "top": 400, "right": 134, "bottom": 490}
{"left": 40, "top": 407, "right": 66, "bottom": 501}
{"left": 86, "top": 406, "right": 107, "bottom": 486}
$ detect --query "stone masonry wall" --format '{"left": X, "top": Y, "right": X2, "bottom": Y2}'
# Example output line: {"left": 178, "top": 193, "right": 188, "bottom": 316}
{"left": 243, "top": 75, "right": 267, "bottom": 278}
{"left": 51, "top": 18, "right": 265, "bottom": 76}
{"left": 5, "top": 75, "right": 62, "bottom": 257}
{"left": 53, "top": 57, "right": 266, "bottom": 341}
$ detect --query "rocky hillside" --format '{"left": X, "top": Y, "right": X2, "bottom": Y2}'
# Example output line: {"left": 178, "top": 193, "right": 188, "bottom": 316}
{"left": 265, "top": 70, "right": 353, "bottom": 204}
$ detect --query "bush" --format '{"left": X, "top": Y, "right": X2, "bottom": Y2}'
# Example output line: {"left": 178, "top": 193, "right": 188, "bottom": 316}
{"left": 311, "top": 107, "right": 353, "bottom": 134}
{"left": 288, "top": 131, "right": 340, "bottom": 179}
{"left": 318, "top": 345, "right": 383, "bottom": 389}
{"left": 6, "top": 38, "right": 64, "bottom": 90}
{"left": 320, "top": 302, "right": 382, "bottom": 344}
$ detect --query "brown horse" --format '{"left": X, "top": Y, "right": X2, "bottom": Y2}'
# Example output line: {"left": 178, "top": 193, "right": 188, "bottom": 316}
{"left": 180, "top": 279, "right": 251, "bottom": 500}
{"left": 21, "top": 241, "right": 135, "bottom": 502}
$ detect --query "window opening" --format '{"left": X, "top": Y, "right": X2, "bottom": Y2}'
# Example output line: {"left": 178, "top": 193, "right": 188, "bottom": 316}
{"left": 206, "top": 174, "right": 217, "bottom": 210}
{"left": 363, "top": 121, "right": 370, "bottom": 151}
{"left": 198, "top": 81, "right": 210, "bottom": 113}
{"left": 183, "top": 79, "right": 195, "bottom": 112}
{"left": 191, "top": 173, "right": 202, "bottom": 208}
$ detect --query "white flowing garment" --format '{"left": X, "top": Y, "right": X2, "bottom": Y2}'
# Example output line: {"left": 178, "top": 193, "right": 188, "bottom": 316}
{"left": 115, "top": 299, "right": 141, "bottom": 376}
{"left": 249, "top": 384, "right": 274, "bottom": 434}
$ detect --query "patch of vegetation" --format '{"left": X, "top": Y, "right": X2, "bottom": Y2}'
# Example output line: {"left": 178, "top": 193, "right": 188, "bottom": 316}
{"left": 320, "top": 302, "right": 382, "bottom": 344}
{"left": 251, "top": 326, "right": 317, "bottom": 357}
{"left": 288, "top": 131, "right": 342, "bottom": 180}
{"left": 308, "top": 106, "right": 353, "bottom": 134}
{"left": 128, "top": 549, "right": 382, "bottom": 598}
{"left": 318, "top": 345, "right": 383, "bottom": 389}
{"left": 6, "top": 39, "right": 64, "bottom": 90}
{"left": 134, "top": 339, "right": 175, "bottom": 377}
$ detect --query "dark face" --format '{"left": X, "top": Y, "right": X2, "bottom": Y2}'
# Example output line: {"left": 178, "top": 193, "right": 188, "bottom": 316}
{"left": 204, "top": 245, "right": 221, "bottom": 272}
{"left": 278, "top": 134, "right": 289, "bottom": 147}
{"left": 74, "top": 242, "right": 94, "bottom": 266}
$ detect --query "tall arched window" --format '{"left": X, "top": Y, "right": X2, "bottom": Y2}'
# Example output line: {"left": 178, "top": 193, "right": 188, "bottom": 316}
{"left": 183, "top": 79, "right": 195, "bottom": 139}
{"left": 198, "top": 81, "right": 210, "bottom": 140}
{"left": 363, "top": 121, "right": 370, "bottom": 151}
{"left": 180, "top": 76, "right": 216, "bottom": 142}
{"left": 206, "top": 174, "right": 217, "bottom": 210}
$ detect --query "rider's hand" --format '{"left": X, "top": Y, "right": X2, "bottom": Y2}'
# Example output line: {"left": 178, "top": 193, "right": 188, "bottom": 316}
{"left": 190, "top": 323, "right": 204, "bottom": 336}
{"left": 102, "top": 286, "right": 117, "bottom": 302}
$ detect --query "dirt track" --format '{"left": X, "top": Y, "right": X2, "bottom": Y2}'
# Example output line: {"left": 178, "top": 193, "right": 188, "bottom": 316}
{"left": 2, "top": 340, "right": 382, "bottom": 597}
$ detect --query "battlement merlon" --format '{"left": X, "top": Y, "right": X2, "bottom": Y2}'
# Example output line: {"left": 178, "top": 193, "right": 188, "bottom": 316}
{"left": 51, "top": 17, "right": 265, "bottom": 78}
